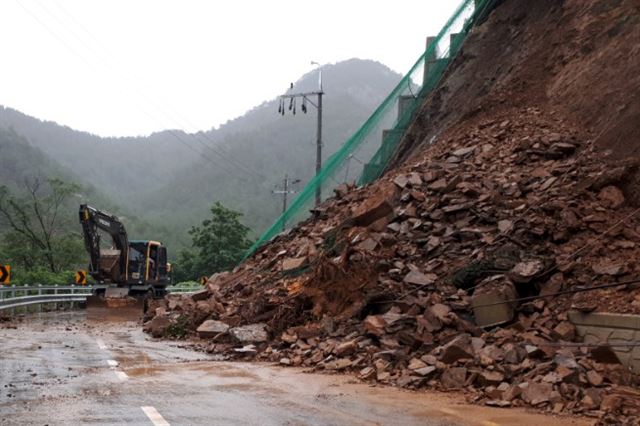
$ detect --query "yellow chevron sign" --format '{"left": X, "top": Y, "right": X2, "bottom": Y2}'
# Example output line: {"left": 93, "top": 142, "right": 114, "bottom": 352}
{"left": 75, "top": 270, "right": 87, "bottom": 285}
{"left": 0, "top": 265, "right": 10, "bottom": 285}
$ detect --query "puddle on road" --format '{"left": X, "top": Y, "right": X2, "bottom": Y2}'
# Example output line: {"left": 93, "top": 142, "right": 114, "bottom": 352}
{"left": 112, "top": 350, "right": 152, "bottom": 369}
{"left": 123, "top": 360, "right": 261, "bottom": 381}
{"left": 124, "top": 365, "right": 164, "bottom": 377}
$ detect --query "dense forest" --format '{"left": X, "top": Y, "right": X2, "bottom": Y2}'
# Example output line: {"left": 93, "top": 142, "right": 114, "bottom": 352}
{"left": 0, "top": 59, "right": 400, "bottom": 281}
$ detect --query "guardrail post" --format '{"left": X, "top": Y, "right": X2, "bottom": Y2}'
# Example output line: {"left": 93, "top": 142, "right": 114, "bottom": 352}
{"left": 70, "top": 284, "right": 75, "bottom": 310}
{"left": 11, "top": 285, "right": 15, "bottom": 316}
{"left": 38, "top": 284, "right": 42, "bottom": 314}
{"left": 55, "top": 285, "right": 59, "bottom": 311}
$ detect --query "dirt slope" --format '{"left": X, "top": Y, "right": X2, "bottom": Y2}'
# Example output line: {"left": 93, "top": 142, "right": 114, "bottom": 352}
{"left": 393, "top": 0, "right": 640, "bottom": 173}
{"left": 145, "top": 1, "right": 640, "bottom": 424}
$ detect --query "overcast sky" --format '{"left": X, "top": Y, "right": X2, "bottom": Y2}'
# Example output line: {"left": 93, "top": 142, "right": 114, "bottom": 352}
{"left": 0, "top": 1, "right": 459, "bottom": 137}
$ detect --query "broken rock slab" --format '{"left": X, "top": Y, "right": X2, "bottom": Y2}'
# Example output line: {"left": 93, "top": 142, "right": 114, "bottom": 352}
{"left": 439, "top": 334, "right": 475, "bottom": 364}
{"left": 403, "top": 270, "right": 437, "bottom": 286}
{"left": 229, "top": 323, "right": 268, "bottom": 343}
{"left": 363, "top": 315, "right": 386, "bottom": 336}
{"left": 521, "top": 382, "right": 553, "bottom": 406}
{"left": 282, "top": 257, "right": 308, "bottom": 272}
{"left": 324, "top": 358, "right": 352, "bottom": 370}
{"left": 509, "top": 260, "right": 545, "bottom": 283}
{"left": 197, "top": 319, "right": 230, "bottom": 339}
{"left": 350, "top": 185, "right": 397, "bottom": 226}
{"left": 191, "top": 289, "right": 210, "bottom": 302}
{"left": 452, "top": 146, "right": 476, "bottom": 157}
{"left": 472, "top": 281, "right": 517, "bottom": 328}
{"left": 441, "top": 367, "right": 467, "bottom": 389}
{"left": 591, "top": 258, "right": 625, "bottom": 276}
{"left": 144, "top": 315, "right": 172, "bottom": 338}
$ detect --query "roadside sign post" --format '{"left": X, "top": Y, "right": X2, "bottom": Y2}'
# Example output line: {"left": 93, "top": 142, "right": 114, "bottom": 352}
{"left": 0, "top": 265, "right": 10, "bottom": 285}
{"left": 75, "top": 270, "right": 87, "bottom": 286}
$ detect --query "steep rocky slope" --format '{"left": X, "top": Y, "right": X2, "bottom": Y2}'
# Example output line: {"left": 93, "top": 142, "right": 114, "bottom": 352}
{"left": 393, "top": 0, "right": 639, "bottom": 173}
{"left": 145, "top": 1, "right": 640, "bottom": 424}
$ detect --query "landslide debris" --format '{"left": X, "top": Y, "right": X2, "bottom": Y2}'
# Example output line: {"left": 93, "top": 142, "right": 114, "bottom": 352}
{"left": 145, "top": 0, "right": 640, "bottom": 423}
{"left": 147, "top": 107, "right": 640, "bottom": 422}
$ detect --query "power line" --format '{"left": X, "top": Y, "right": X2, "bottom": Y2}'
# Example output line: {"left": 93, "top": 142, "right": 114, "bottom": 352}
{"left": 19, "top": 0, "right": 267, "bottom": 182}
{"left": 14, "top": 0, "right": 94, "bottom": 70}
{"left": 53, "top": 0, "right": 261, "bottom": 176}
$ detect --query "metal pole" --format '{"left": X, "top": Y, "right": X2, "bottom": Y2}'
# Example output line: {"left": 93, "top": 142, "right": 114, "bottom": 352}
{"left": 282, "top": 174, "right": 289, "bottom": 231}
{"left": 10, "top": 285, "right": 15, "bottom": 317}
{"left": 315, "top": 91, "right": 323, "bottom": 206}
{"left": 282, "top": 174, "right": 289, "bottom": 216}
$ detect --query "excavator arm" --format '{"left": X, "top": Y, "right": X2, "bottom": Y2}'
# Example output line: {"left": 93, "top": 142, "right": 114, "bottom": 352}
{"left": 79, "top": 204, "right": 129, "bottom": 283}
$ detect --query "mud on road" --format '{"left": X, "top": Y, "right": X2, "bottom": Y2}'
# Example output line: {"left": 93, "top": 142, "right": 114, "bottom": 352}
{"left": 0, "top": 312, "right": 588, "bottom": 426}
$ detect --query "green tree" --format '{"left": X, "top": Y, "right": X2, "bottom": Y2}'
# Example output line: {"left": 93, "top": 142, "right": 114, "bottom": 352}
{"left": 176, "top": 202, "right": 252, "bottom": 281}
{"left": 0, "top": 177, "right": 82, "bottom": 272}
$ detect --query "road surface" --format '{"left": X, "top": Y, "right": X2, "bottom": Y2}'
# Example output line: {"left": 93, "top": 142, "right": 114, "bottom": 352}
{"left": 0, "top": 312, "right": 589, "bottom": 426}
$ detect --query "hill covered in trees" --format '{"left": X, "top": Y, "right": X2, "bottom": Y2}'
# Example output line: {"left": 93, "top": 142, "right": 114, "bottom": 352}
{"left": 0, "top": 59, "right": 401, "bottom": 255}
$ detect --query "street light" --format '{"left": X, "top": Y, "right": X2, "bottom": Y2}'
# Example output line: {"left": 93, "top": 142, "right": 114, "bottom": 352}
{"left": 311, "top": 61, "right": 322, "bottom": 91}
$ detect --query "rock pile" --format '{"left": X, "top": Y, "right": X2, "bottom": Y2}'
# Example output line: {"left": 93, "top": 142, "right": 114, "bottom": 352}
{"left": 145, "top": 108, "right": 640, "bottom": 424}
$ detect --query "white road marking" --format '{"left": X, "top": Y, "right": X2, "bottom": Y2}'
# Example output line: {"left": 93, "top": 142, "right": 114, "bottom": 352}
{"left": 141, "top": 406, "right": 170, "bottom": 426}
{"left": 107, "top": 359, "right": 118, "bottom": 367}
{"left": 115, "top": 370, "right": 128, "bottom": 380}
{"left": 96, "top": 339, "right": 107, "bottom": 350}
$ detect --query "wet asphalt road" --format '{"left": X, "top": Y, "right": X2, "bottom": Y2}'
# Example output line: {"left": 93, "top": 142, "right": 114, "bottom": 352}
{"left": 0, "top": 312, "right": 589, "bottom": 426}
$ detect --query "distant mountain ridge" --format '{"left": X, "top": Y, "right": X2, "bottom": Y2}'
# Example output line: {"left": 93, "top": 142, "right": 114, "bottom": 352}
{"left": 0, "top": 58, "right": 402, "bottom": 250}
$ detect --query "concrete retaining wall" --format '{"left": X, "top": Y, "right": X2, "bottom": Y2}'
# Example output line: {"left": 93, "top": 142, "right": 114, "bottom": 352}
{"left": 568, "top": 311, "right": 640, "bottom": 373}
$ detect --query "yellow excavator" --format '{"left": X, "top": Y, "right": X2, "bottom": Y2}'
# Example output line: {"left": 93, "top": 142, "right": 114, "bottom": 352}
{"left": 79, "top": 204, "right": 172, "bottom": 319}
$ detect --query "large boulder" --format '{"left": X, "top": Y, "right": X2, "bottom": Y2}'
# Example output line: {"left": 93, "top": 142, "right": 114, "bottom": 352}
{"left": 144, "top": 315, "right": 172, "bottom": 338}
{"left": 229, "top": 323, "right": 269, "bottom": 343}
{"left": 197, "top": 320, "right": 230, "bottom": 339}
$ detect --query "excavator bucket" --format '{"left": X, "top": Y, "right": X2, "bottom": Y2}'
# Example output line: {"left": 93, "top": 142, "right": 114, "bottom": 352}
{"left": 86, "top": 287, "right": 145, "bottom": 322}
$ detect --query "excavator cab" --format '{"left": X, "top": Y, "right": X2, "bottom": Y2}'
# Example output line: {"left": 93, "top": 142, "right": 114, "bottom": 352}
{"left": 127, "top": 240, "right": 171, "bottom": 288}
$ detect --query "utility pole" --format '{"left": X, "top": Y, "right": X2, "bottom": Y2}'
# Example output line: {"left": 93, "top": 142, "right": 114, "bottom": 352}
{"left": 272, "top": 174, "right": 299, "bottom": 230}
{"left": 315, "top": 91, "right": 323, "bottom": 206}
{"left": 278, "top": 62, "right": 324, "bottom": 206}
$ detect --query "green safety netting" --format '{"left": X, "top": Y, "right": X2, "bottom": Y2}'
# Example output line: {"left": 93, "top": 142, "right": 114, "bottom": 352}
{"left": 244, "top": 0, "right": 495, "bottom": 260}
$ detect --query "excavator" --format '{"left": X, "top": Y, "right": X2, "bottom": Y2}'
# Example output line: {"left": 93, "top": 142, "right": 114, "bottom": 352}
{"left": 79, "top": 204, "right": 172, "bottom": 319}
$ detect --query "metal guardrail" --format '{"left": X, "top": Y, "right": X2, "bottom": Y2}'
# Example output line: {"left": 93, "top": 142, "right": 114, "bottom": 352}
{"left": 0, "top": 294, "right": 89, "bottom": 310}
{"left": 0, "top": 284, "right": 200, "bottom": 312}
{"left": 167, "top": 287, "right": 200, "bottom": 294}
{"left": 0, "top": 285, "right": 91, "bottom": 312}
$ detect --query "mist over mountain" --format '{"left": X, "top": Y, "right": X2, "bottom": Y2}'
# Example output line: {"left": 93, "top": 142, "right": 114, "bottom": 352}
{"left": 0, "top": 59, "right": 401, "bottom": 252}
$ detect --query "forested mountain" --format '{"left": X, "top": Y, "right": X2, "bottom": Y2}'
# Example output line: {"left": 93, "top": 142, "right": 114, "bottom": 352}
{"left": 0, "top": 127, "right": 70, "bottom": 190}
{"left": 0, "top": 128, "right": 163, "bottom": 239}
{"left": 0, "top": 127, "right": 163, "bottom": 282}
{"left": 140, "top": 59, "right": 401, "bottom": 242}
{"left": 0, "top": 59, "right": 401, "bottom": 252}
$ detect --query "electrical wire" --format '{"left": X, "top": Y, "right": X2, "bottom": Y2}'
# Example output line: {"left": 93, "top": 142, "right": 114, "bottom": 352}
{"left": 46, "top": 0, "right": 268, "bottom": 181}
{"left": 471, "top": 277, "right": 640, "bottom": 309}
{"left": 20, "top": 0, "right": 268, "bottom": 183}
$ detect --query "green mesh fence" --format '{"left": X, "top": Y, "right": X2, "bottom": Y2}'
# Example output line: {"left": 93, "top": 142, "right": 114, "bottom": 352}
{"left": 244, "top": 0, "right": 494, "bottom": 260}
